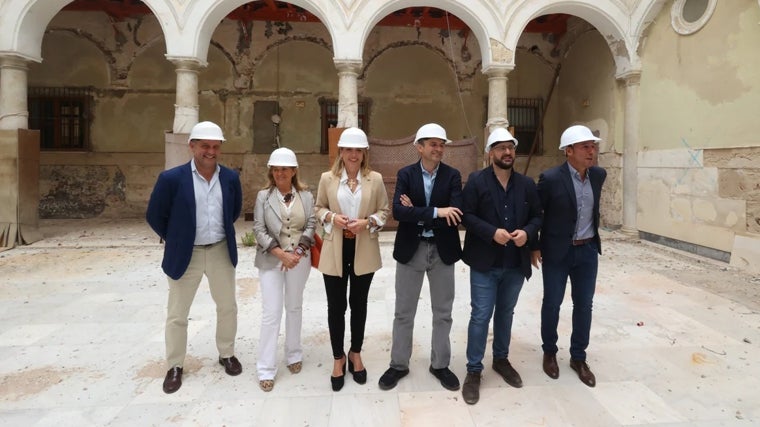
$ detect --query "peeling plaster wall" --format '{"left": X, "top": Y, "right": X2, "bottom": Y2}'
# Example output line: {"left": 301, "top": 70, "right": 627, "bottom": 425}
{"left": 554, "top": 29, "right": 621, "bottom": 227}
{"left": 637, "top": 1, "right": 760, "bottom": 267}
{"left": 25, "top": 10, "right": 613, "bottom": 220}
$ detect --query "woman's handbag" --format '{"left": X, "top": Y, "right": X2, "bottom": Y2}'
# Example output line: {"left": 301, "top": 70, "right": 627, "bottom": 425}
{"left": 310, "top": 233, "right": 322, "bottom": 268}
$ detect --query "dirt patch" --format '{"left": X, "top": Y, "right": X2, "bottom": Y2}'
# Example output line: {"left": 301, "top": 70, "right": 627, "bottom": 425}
{"left": 237, "top": 277, "right": 260, "bottom": 300}
{"left": 133, "top": 355, "right": 208, "bottom": 380}
{"left": 0, "top": 366, "right": 82, "bottom": 401}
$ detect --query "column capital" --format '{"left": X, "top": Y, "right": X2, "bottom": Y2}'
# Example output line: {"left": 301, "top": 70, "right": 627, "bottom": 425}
{"left": 616, "top": 69, "right": 641, "bottom": 86}
{"left": 165, "top": 56, "right": 205, "bottom": 70}
{"left": 482, "top": 64, "right": 514, "bottom": 78}
{"left": 334, "top": 59, "right": 362, "bottom": 75}
{"left": 0, "top": 53, "right": 31, "bottom": 70}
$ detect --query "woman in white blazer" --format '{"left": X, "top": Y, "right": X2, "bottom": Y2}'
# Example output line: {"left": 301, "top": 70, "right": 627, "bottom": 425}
{"left": 253, "top": 147, "right": 316, "bottom": 392}
{"left": 314, "top": 128, "right": 389, "bottom": 391}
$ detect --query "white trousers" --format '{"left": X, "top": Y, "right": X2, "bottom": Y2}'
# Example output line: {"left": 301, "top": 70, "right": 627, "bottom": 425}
{"left": 256, "top": 258, "right": 310, "bottom": 380}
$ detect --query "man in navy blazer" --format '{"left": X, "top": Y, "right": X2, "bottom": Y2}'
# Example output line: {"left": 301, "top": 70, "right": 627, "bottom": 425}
{"left": 146, "top": 121, "right": 243, "bottom": 394}
{"left": 531, "top": 125, "right": 606, "bottom": 388}
{"left": 378, "top": 123, "right": 463, "bottom": 392}
{"left": 460, "top": 128, "right": 542, "bottom": 405}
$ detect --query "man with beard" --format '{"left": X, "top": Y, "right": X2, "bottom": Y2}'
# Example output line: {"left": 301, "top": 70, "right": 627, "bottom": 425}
{"left": 531, "top": 125, "right": 606, "bottom": 388}
{"left": 459, "top": 127, "right": 542, "bottom": 405}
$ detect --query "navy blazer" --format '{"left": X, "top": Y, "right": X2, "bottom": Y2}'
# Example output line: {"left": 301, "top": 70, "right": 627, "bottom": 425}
{"left": 536, "top": 162, "right": 606, "bottom": 263}
{"left": 146, "top": 161, "right": 242, "bottom": 280}
{"left": 461, "top": 166, "right": 542, "bottom": 279}
{"left": 392, "top": 161, "right": 463, "bottom": 265}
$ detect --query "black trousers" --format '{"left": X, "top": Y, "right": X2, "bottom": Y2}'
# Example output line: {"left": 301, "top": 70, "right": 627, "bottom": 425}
{"left": 323, "top": 238, "right": 374, "bottom": 358}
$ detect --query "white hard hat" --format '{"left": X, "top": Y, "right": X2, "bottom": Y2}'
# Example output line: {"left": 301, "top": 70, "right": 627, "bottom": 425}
{"left": 188, "top": 121, "right": 225, "bottom": 143}
{"left": 559, "top": 125, "right": 600, "bottom": 150}
{"left": 414, "top": 123, "right": 451, "bottom": 144}
{"left": 485, "top": 127, "right": 518, "bottom": 153}
{"left": 267, "top": 147, "right": 298, "bottom": 167}
{"left": 337, "top": 127, "right": 369, "bottom": 149}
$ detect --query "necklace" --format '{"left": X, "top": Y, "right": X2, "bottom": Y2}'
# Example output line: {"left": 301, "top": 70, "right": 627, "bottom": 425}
{"left": 347, "top": 178, "right": 358, "bottom": 192}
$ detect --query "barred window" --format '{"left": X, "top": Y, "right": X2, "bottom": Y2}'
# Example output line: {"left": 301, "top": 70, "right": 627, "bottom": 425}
{"left": 508, "top": 98, "right": 543, "bottom": 155}
{"left": 28, "top": 87, "right": 92, "bottom": 150}
{"left": 319, "top": 99, "right": 370, "bottom": 153}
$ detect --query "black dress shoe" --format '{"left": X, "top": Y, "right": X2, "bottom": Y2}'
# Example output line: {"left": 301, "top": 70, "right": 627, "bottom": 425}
{"left": 492, "top": 358, "right": 523, "bottom": 388}
{"left": 570, "top": 359, "right": 596, "bottom": 387}
{"left": 378, "top": 367, "right": 409, "bottom": 390}
{"left": 219, "top": 356, "right": 242, "bottom": 376}
{"left": 162, "top": 366, "right": 183, "bottom": 394}
{"left": 331, "top": 355, "right": 346, "bottom": 391}
{"left": 462, "top": 372, "right": 481, "bottom": 405}
{"left": 429, "top": 366, "right": 460, "bottom": 391}
{"left": 347, "top": 351, "right": 367, "bottom": 384}
{"left": 543, "top": 353, "right": 559, "bottom": 379}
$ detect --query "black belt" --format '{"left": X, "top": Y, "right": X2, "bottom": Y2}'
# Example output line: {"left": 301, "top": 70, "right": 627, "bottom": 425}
{"left": 195, "top": 240, "right": 223, "bottom": 248}
{"left": 572, "top": 238, "right": 593, "bottom": 246}
{"left": 419, "top": 235, "right": 435, "bottom": 243}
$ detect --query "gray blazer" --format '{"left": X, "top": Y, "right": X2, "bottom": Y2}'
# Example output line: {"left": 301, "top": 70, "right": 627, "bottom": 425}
{"left": 253, "top": 188, "right": 317, "bottom": 270}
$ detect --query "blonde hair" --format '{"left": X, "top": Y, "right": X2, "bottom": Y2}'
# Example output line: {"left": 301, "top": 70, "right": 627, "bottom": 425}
{"left": 264, "top": 166, "right": 308, "bottom": 191}
{"left": 330, "top": 147, "right": 371, "bottom": 177}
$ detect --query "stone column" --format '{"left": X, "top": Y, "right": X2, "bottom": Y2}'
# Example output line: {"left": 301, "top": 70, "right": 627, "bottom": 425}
{"left": 483, "top": 65, "right": 513, "bottom": 132}
{"left": 335, "top": 60, "right": 362, "bottom": 128}
{"left": 0, "top": 55, "right": 30, "bottom": 130}
{"left": 619, "top": 71, "right": 641, "bottom": 236}
{"left": 165, "top": 58, "right": 201, "bottom": 169}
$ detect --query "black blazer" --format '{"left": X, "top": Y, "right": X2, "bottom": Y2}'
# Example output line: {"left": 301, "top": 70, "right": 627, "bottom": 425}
{"left": 146, "top": 162, "right": 242, "bottom": 280}
{"left": 536, "top": 162, "right": 606, "bottom": 263}
{"left": 392, "top": 160, "right": 463, "bottom": 265}
{"left": 461, "top": 166, "right": 542, "bottom": 279}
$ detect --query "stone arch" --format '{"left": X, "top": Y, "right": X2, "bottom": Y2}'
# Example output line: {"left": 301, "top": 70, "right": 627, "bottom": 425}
{"left": 0, "top": 0, "right": 173, "bottom": 62}
{"left": 342, "top": 0, "right": 500, "bottom": 68}
{"left": 504, "top": 1, "right": 635, "bottom": 75}
{"left": 360, "top": 40, "right": 478, "bottom": 83}
{"left": 177, "top": 0, "right": 334, "bottom": 64}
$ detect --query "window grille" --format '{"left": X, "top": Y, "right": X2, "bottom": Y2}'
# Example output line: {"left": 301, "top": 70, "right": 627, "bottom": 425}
{"left": 28, "top": 87, "right": 92, "bottom": 150}
{"left": 319, "top": 99, "right": 369, "bottom": 153}
{"left": 508, "top": 97, "right": 543, "bottom": 155}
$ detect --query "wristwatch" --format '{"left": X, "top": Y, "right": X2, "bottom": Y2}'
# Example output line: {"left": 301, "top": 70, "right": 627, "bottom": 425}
{"left": 294, "top": 246, "right": 305, "bottom": 256}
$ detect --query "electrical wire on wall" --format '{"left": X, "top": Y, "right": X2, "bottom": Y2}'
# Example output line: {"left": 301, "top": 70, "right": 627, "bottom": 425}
{"left": 444, "top": 11, "right": 473, "bottom": 139}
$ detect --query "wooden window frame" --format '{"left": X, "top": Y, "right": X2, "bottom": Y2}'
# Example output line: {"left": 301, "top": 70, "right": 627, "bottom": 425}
{"left": 28, "top": 87, "right": 92, "bottom": 151}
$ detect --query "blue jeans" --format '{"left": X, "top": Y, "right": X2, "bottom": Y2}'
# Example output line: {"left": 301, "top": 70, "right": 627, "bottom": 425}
{"left": 540, "top": 242, "right": 599, "bottom": 360}
{"left": 466, "top": 267, "right": 524, "bottom": 373}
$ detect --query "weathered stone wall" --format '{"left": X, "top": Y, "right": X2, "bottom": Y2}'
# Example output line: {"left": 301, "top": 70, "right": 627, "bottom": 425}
{"left": 30, "top": 10, "right": 585, "bottom": 220}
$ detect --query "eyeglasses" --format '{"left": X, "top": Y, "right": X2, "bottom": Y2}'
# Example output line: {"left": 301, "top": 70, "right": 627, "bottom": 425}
{"left": 283, "top": 193, "right": 293, "bottom": 203}
{"left": 491, "top": 144, "right": 516, "bottom": 153}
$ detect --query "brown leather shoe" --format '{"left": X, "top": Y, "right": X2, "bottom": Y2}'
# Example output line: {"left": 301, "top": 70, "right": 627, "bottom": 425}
{"left": 462, "top": 372, "right": 481, "bottom": 405}
{"left": 569, "top": 359, "right": 596, "bottom": 387}
{"left": 219, "top": 356, "right": 243, "bottom": 376}
{"left": 492, "top": 358, "right": 522, "bottom": 388}
{"left": 543, "top": 353, "right": 559, "bottom": 379}
{"left": 162, "top": 366, "right": 183, "bottom": 394}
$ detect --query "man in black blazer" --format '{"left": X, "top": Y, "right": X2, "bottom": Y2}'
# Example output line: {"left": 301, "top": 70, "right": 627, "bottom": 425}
{"left": 146, "top": 121, "right": 243, "bottom": 394}
{"left": 460, "top": 128, "right": 542, "bottom": 405}
{"left": 531, "top": 125, "right": 606, "bottom": 388}
{"left": 378, "top": 123, "right": 463, "bottom": 392}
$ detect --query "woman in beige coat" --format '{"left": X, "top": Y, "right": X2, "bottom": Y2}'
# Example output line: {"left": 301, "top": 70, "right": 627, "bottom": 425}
{"left": 253, "top": 147, "right": 316, "bottom": 392}
{"left": 314, "top": 127, "right": 389, "bottom": 391}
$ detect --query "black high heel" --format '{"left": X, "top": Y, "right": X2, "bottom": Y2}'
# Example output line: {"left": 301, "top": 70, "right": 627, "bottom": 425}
{"left": 331, "top": 355, "right": 346, "bottom": 391}
{"left": 348, "top": 351, "right": 367, "bottom": 384}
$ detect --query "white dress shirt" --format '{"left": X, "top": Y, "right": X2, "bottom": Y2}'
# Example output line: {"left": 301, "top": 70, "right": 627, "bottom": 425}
{"left": 191, "top": 159, "right": 226, "bottom": 245}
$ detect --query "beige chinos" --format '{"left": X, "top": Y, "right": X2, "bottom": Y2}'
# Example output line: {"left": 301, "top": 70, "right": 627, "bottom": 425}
{"left": 165, "top": 239, "right": 237, "bottom": 368}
